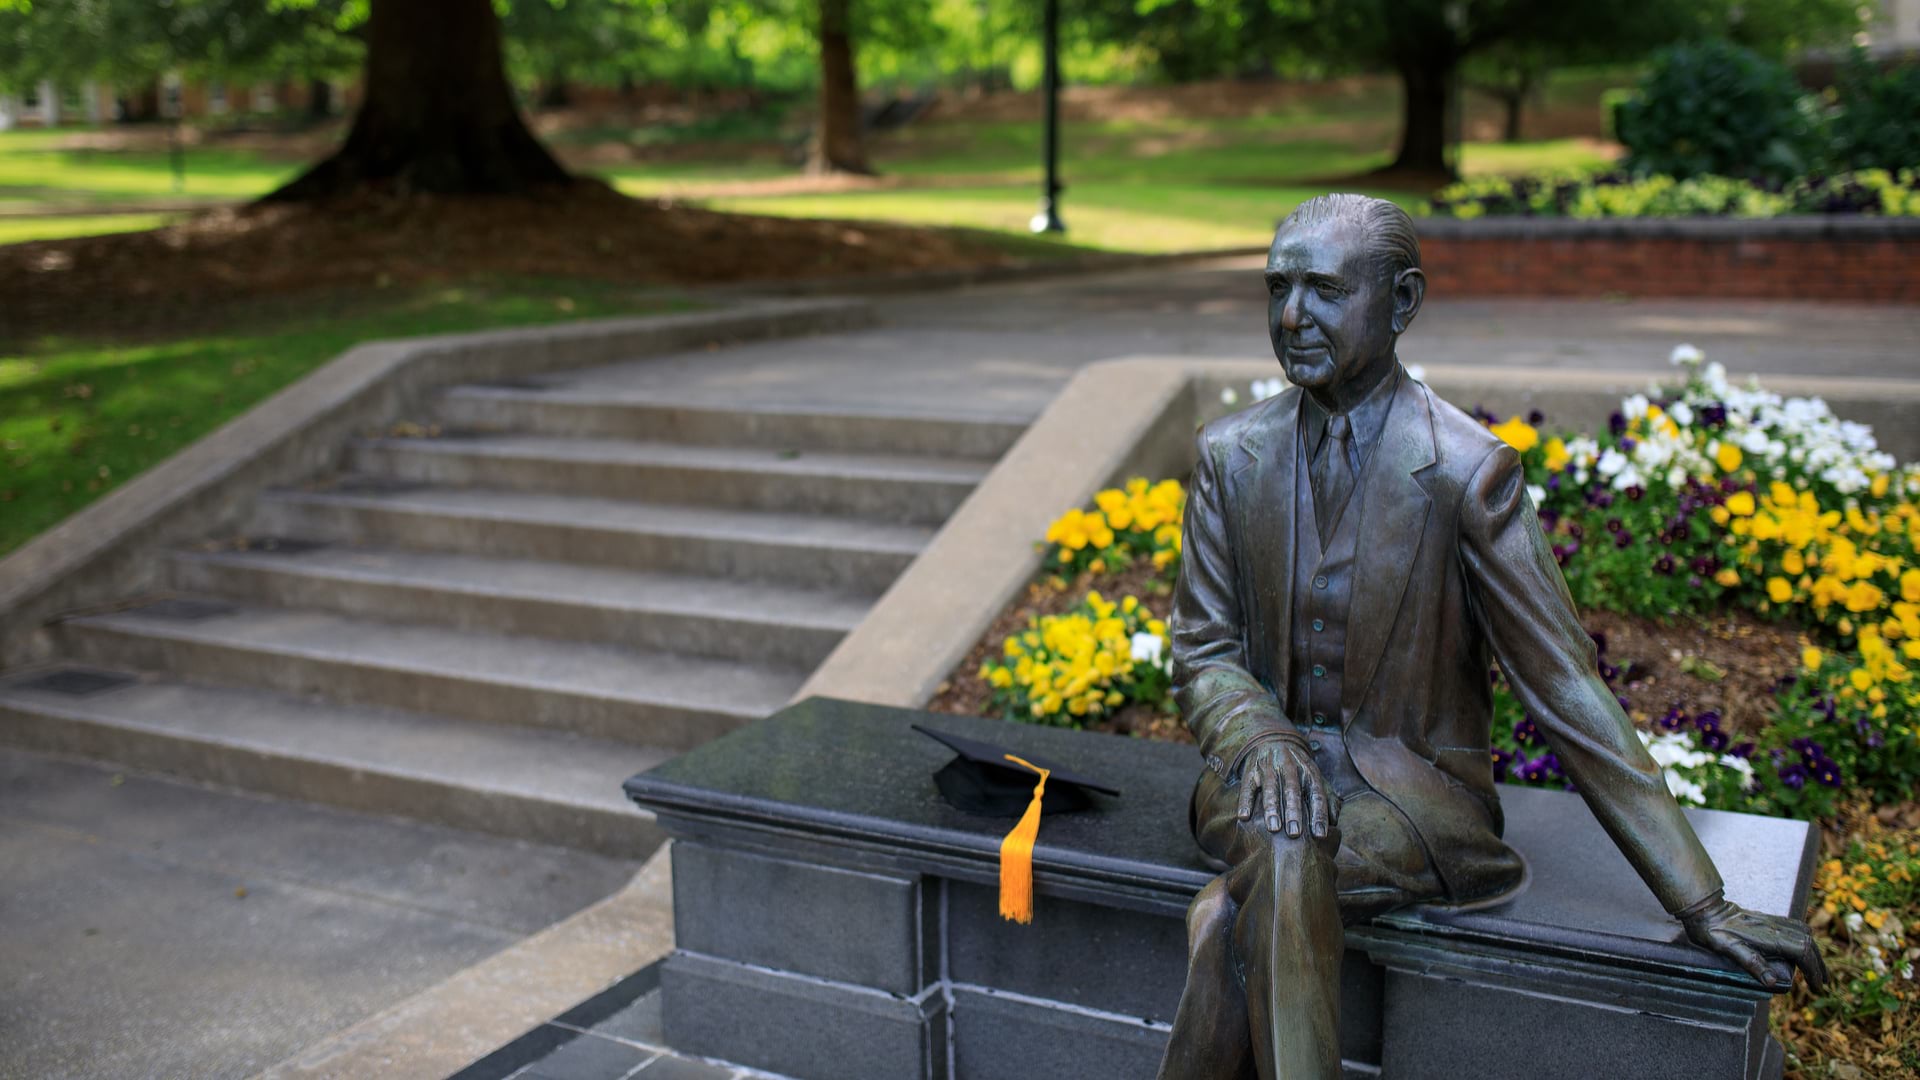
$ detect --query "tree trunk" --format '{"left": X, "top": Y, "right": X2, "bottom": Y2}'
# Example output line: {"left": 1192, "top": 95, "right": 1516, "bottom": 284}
{"left": 121, "top": 81, "right": 161, "bottom": 123}
{"left": 264, "top": 0, "right": 571, "bottom": 201}
{"left": 810, "top": 0, "right": 872, "bottom": 175}
{"left": 307, "top": 77, "right": 333, "bottom": 120}
{"left": 539, "top": 66, "right": 571, "bottom": 109}
{"left": 1501, "top": 90, "right": 1523, "bottom": 143}
{"left": 1390, "top": 53, "right": 1458, "bottom": 179}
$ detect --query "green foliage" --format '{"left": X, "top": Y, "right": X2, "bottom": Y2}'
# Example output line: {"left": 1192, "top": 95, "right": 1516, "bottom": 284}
{"left": 0, "top": 0, "right": 359, "bottom": 92}
{"left": 1831, "top": 52, "right": 1920, "bottom": 173}
{"left": 1617, "top": 40, "right": 1825, "bottom": 181}
{"left": 1425, "top": 167, "right": 1920, "bottom": 219}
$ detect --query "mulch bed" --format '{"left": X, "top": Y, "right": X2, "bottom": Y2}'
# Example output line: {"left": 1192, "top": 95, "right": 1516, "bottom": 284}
{"left": 0, "top": 179, "right": 1051, "bottom": 346}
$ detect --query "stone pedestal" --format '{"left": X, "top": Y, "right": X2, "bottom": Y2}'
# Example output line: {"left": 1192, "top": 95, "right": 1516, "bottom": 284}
{"left": 625, "top": 698, "right": 1815, "bottom": 1080}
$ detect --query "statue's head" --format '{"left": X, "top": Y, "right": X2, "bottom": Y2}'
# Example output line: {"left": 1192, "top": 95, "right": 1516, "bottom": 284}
{"left": 1266, "top": 194, "right": 1425, "bottom": 400}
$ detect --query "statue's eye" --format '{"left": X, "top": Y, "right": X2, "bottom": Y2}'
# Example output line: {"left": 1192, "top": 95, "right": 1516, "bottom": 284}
{"left": 1315, "top": 282, "right": 1341, "bottom": 300}
{"left": 1268, "top": 280, "right": 1289, "bottom": 298}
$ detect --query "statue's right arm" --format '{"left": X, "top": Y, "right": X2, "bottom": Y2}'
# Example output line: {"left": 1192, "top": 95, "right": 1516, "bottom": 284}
{"left": 1171, "top": 427, "right": 1296, "bottom": 783}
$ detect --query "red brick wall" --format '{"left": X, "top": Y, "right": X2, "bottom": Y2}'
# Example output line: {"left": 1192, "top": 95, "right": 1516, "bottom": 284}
{"left": 1419, "top": 228, "right": 1920, "bottom": 303}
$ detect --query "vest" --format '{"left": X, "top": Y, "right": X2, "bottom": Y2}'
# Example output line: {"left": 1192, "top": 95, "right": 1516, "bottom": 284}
{"left": 1288, "top": 417, "right": 1375, "bottom": 800}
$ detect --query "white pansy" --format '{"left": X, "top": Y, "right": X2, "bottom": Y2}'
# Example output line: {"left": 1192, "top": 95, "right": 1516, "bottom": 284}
{"left": 1130, "top": 632, "right": 1164, "bottom": 666}
{"left": 1718, "top": 754, "right": 1758, "bottom": 792}
{"left": 1404, "top": 363, "right": 1427, "bottom": 382}
{"left": 1668, "top": 401, "right": 1694, "bottom": 427}
{"left": 1846, "top": 912, "right": 1867, "bottom": 933}
{"left": 1596, "top": 448, "right": 1628, "bottom": 477}
{"left": 1526, "top": 484, "right": 1546, "bottom": 507}
{"left": 1666, "top": 465, "right": 1688, "bottom": 489}
{"left": 1611, "top": 465, "right": 1645, "bottom": 492}
{"left": 1220, "top": 387, "right": 1239, "bottom": 406}
{"left": 1664, "top": 771, "right": 1708, "bottom": 805}
{"left": 1622, "top": 394, "right": 1652, "bottom": 421}
{"left": 1670, "top": 343, "right": 1704, "bottom": 367}
{"left": 1251, "top": 377, "right": 1287, "bottom": 401}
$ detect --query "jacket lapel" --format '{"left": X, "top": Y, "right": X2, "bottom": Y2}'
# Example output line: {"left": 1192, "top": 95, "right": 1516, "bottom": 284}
{"left": 1342, "top": 376, "right": 1437, "bottom": 720}
{"left": 1235, "top": 389, "right": 1299, "bottom": 707}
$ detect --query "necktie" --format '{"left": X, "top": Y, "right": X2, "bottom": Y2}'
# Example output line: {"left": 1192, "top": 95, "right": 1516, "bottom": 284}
{"left": 1314, "top": 412, "right": 1356, "bottom": 547}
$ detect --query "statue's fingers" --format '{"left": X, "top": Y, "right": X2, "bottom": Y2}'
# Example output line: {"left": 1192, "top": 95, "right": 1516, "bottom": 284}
{"left": 1720, "top": 936, "right": 1786, "bottom": 992}
{"left": 1281, "top": 757, "right": 1305, "bottom": 839}
{"left": 1262, "top": 758, "right": 1283, "bottom": 833}
{"left": 1305, "top": 768, "right": 1330, "bottom": 839}
{"left": 1798, "top": 932, "right": 1830, "bottom": 992}
{"left": 1236, "top": 764, "right": 1257, "bottom": 822}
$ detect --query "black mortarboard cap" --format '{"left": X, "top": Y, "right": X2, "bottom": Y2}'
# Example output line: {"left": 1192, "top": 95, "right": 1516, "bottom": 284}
{"left": 914, "top": 724, "right": 1120, "bottom": 817}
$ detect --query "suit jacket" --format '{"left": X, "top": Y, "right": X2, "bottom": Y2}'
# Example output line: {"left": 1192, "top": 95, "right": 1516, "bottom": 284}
{"left": 1171, "top": 371, "right": 1724, "bottom": 913}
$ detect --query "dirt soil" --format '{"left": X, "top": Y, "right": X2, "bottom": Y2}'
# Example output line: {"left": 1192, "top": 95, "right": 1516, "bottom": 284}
{"left": 0, "top": 179, "right": 1054, "bottom": 346}
{"left": 926, "top": 566, "right": 1806, "bottom": 747}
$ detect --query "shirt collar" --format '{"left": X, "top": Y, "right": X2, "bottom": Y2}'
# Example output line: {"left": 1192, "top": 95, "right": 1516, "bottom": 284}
{"left": 1301, "top": 361, "right": 1403, "bottom": 463}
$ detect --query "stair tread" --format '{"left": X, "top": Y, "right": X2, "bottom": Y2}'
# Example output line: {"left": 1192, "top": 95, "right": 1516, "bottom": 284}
{"left": 172, "top": 544, "right": 873, "bottom": 630}
{"left": 61, "top": 600, "right": 806, "bottom": 717}
{"left": 355, "top": 433, "right": 996, "bottom": 480}
{"left": 439, "top": 383, "right": 1032, "bottom": 426}
{"left": 265, "top": 482, "right": 938, "bottom": 553}
{"left": 0, "top": 668, "right": 663, "bottom": 812}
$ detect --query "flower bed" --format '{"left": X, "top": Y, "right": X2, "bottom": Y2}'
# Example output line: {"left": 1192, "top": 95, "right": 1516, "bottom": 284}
{"left": 926, "top": 349, "right": 1920, "bottom": 1077}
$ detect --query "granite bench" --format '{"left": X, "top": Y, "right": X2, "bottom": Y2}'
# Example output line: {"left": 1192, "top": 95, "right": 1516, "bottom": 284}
{"left": 623, "top": 697, "right": 1818, "bottom": 1080}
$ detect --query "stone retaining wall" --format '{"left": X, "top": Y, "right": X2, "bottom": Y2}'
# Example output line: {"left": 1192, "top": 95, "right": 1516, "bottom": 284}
{"left": 1417, "top": 217, "right": 1920, "bottom": 302}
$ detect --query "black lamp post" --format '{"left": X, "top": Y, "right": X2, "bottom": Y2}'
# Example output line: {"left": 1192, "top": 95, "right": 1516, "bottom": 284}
{"left": 1029, "top": 0, "right": 1066, "bottom": 233}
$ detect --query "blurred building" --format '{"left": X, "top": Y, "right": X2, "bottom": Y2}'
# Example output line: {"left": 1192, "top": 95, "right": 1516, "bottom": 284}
{"left": 0, "top": 76, "right": 357, "bottom": 130}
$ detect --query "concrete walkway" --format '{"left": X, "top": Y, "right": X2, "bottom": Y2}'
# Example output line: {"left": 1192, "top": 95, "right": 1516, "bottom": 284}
{"left": 4, "top": 259, "right": 1914, "bottom": 1080}
{"left": 0, "top": 748, "right": 638, "bottom": 1080}
{"left": 609, "top": 256, "right": 1914, "bottom": 420}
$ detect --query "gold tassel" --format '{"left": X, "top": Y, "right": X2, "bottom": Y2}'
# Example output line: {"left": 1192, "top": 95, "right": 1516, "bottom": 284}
{"left": 998, "top": 753, "right": 1051, "bottom": 924}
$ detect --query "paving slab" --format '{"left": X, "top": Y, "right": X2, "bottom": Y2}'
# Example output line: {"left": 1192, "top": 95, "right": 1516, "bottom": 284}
{"left": 559, "top": 259, "right": 1917, "bottom": 418}
{"left": 0, "top": 749, "right": 640, "bottom": 1080}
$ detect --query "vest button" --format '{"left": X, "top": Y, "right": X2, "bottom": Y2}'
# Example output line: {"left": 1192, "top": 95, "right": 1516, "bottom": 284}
{"left": 1309, "top": 740, "right": 1323, "bottom": 752}
{"left": 1313, "top": 575, "right": 1329, "bottom": 589}
{"left": 1311, "top": 618, "right": 1325, "bottom": 632}
{"left": 1311, "top": 713, "right": 1326, "bottom": 727}
{"left": 1311, "top": 664, "right": 1326, "bottom": 678}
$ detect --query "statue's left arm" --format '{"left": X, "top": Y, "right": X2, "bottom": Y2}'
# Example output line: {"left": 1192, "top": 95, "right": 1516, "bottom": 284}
{"left": 1458, "top": 443, "right": 1827, "bottom": 992}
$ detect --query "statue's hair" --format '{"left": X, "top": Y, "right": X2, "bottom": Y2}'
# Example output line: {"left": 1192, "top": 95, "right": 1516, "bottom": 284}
{"left": 1279, "top": 193, "right": 1421, "bottom": 280}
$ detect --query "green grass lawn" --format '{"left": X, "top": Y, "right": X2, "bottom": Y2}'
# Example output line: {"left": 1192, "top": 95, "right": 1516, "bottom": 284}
{"left": 0, "top": 212, "right": 182, "bottom": 244}
{"left": 0, "top": 129, "right": 302, "bottom": 206}
{"left": 0, "top": 280, "right": 694, "bottom": 557}
{"left": 693, "top": 137, "right": 1607, "bottom": 253}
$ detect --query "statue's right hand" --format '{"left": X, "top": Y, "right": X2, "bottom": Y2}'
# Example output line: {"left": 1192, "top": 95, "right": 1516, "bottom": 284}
{"left": 1235, "top": 736, "right": 1336, "bottom": 840}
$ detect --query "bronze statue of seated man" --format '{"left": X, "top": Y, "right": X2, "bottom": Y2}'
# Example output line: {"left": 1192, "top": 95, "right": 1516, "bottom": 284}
{"left": 1157, "top": 193, "right": 1827, "bottom": 1080}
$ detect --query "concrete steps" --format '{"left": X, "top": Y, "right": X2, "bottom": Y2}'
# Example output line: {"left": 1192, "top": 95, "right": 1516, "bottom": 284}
{"left": 2, "top": 381, "right": 1023, "bottom": 856}
{"left": 249, "top": 483, "right": 932, "bottom": 593}
{"left": 435, "top": 385, "right": 1028, "bottom": 459}
{"left": 346, "top": 433, "right": 990, "bottom": 523}
{"left": 0, "top": 666, "right": 663, "bottom": 858}
{"left": 167, "top": 543, "right": 866, "bottom": 669}
{"left": 53, "top": 598, "right": 800, "bottom": 749}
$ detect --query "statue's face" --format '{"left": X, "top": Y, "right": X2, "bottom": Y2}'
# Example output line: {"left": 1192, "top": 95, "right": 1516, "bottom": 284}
{"left": 1265, "top": 215, "right": 1399, "bottom": 394}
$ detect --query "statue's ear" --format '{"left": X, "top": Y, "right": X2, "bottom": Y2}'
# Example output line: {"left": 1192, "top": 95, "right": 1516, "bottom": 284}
{"left": 1392, "top": 267, "right": 1426, "bottom": 335}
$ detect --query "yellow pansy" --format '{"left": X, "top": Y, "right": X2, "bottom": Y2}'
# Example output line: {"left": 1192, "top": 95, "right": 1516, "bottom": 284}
{"left": 1725, "top": 491, "right": 1756, "bottom": 516}
{"left": 1714, "top": 442, "right": 1743, "bottom": 472}
{"left": 1714, "top": 567, "right": 1741, "bottom": 587}
{"left": 1803, "top": 646, "right": 1824, "bottom": 670}
{"left": 1489, "top": 417, "right": 1539, "bottom": 454}
{"left": 1767, "top": 577, "right": 1794, "bottom": 603}
{"left": 1543, "top": 437, "right": 1571, "bottom": 472}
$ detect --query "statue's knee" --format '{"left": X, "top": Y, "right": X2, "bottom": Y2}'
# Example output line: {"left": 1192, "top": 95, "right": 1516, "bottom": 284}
{"left": 1187, "top": 876, "right": 1233, "bottom": 941}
